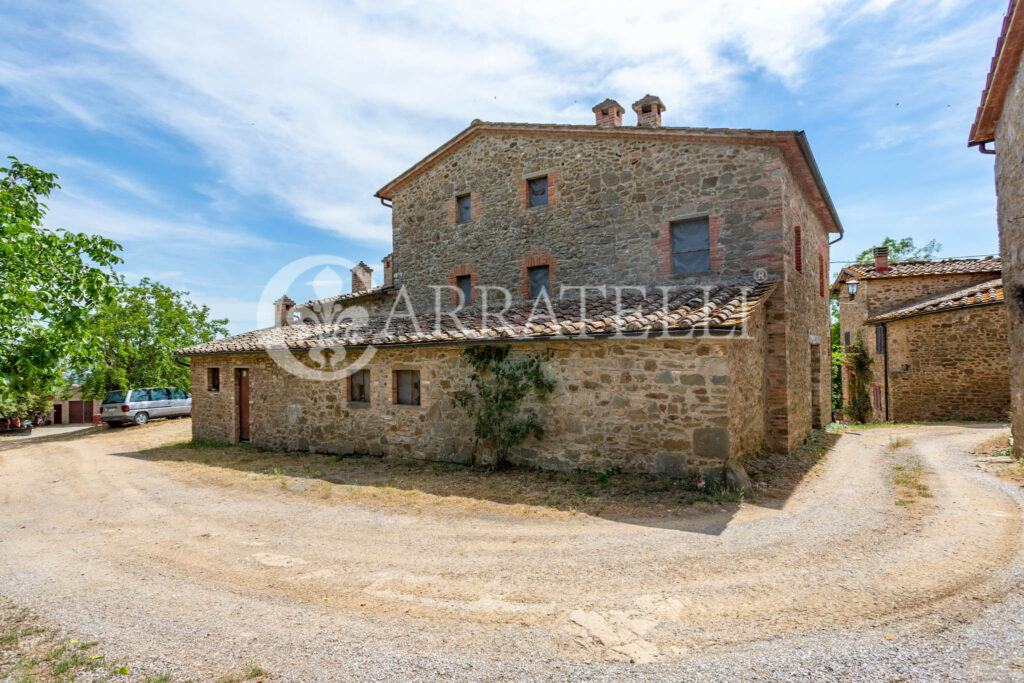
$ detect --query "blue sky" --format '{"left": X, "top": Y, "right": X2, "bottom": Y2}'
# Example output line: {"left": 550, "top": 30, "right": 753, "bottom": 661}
{"left": 0, "top": 0, "right": 1008, "bottom": 334}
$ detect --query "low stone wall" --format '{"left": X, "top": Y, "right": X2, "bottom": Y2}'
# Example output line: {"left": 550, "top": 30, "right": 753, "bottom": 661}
{"left": 885, "top": 304, "right": 1011, "bottom": 422}
{"left": 189, "top": 329, "right": 768, "bottom": 476}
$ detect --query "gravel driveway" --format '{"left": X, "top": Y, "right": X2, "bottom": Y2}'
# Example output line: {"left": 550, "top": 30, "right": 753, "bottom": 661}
{"left": 1, "top": 421, "right": 1022, "bottom": 681}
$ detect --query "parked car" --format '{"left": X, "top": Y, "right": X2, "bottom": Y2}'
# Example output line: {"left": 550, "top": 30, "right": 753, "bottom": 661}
{"left": 99, "top": 388, "right": 192, "bottom": 427}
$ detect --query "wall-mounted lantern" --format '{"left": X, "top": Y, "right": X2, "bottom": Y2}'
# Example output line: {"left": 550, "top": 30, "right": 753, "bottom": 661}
{"left": 846, "top": 279, "right": 859, "bottom": 297}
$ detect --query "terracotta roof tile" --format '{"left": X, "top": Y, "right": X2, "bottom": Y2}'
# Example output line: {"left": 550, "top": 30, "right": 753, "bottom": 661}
{"left": 300, "top": 285, "right": 393, "bottom": 311}
{"left": 866, "top": 278, "right": 1004, "bottom": 323}
{"left": 835, "top": 257, "right": 1002, "bottom": 287}
{"left": 177, "top": 281, "right": 776, "bottom": 356}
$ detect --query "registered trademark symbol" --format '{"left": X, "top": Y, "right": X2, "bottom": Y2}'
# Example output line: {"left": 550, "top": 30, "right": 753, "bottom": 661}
{"left": 754, "top": 268, "right": 768, "bottom": 283}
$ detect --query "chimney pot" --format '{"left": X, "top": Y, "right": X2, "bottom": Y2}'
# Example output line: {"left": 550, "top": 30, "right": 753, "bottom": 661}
{"left": 381, "top": 253, "right": 394, "bottom": 287}
{"left": 351, "top": 261, "right": 373, "bottom": 293}
{"left": 873, "top": 246, "right": 890, "bottom": 273}
{"left": 273, "top": 295, "right": 296, "bottom": 327}
{"left": 631, "top": 94, "right": 665, "bottom": 128}
{"left": 592, "top": 98, "right": 624, "bottom": 127}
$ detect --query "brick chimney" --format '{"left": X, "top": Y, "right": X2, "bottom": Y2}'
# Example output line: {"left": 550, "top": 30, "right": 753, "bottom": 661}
{"left": 273, "top": 295, "right": 295, "bottom": 327}
{"left": 873, "top": 246, "right": 890, "bottom": 273}
{"left": 381, "top": 253, "right": 394, "bottom": 287}
{"left": 351, "top": 261, "right": 373, "bottom": 293}
{"left": 592, "top": 98, "right": 624, "bottom": 127}
{"left": 632, "top": 94, "right": 665, "bottom": 128}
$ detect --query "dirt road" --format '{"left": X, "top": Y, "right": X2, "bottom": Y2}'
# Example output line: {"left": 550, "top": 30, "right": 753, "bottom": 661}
{"left": 1, "top": 421, "right": 1023, "bottom": 680}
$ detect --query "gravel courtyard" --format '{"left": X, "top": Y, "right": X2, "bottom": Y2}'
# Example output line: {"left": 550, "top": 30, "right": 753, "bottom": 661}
{"left": 1, "top": 420, "right": 1023, "bottom": 681}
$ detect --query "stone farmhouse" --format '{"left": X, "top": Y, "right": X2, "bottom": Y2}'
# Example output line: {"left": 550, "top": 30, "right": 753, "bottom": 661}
{"left": 178, "top": 95, "right": 843, "bottom": 480}
{"left": 832, "top": 249, "right": 1008, "bottom": 422}
{"left": 970, "top": 0, "right": 1024, "bottom": 457}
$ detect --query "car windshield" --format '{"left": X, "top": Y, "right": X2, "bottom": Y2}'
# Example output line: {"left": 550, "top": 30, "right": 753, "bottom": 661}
{"left": 103, "top": 390, "right": 127, "bottom": 404}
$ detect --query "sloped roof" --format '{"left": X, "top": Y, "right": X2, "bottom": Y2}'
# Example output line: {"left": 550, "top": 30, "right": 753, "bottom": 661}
{"left": 831, "top": 257, "right": 1002, "bottom": 292}
{"left": 301, "top": 285, "right": 393, "bottom": 312}
{"left": 177, "top": 281, "right": 776, "bottom": 356}
{"left": 969, "top": 0, "right": 1023, "bottom": 145}
{"left": 373, "top": 121, "right": 843, "bottom": 236}
{"left": 865, "top": 278, "right": 1004, "bottom": 323}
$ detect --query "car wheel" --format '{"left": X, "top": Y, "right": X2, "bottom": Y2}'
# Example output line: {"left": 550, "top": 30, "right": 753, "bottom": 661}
{"left": 133, "top": 412, "right": 149, "bottom": 426}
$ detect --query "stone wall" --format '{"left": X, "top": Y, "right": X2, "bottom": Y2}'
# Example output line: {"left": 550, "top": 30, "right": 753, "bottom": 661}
{"left": 189, "top": 328, "right": 768, "bottom": 476}
{"left": 389, "top": 132, "right": 791, "bottom": 311}
{"left": 995, "top": 49, "right": 1024, "bottom": 457}
{"left": 884, "top": 304, "right": 1011, "bottom": 422}
{"left": 838, "top": 271, "right": 1002, "bottom": 419}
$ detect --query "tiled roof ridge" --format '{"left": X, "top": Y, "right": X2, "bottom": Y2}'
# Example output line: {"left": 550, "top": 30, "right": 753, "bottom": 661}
{"left": 302, "top": 284, "right": 393, "bottom": 308}
{"left": 866, "top": 277, "right": 1004, "bottom": 323}
{"left": 839, "top": 256, "right": 1002, "bottom": 281}
{"left": 177, "top": 281, "right": 776, "bottom": 356}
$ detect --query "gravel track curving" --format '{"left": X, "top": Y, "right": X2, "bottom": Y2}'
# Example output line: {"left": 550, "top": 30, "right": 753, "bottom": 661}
{"left": 1, "top": 421, "right": 1022, "bottom": 680}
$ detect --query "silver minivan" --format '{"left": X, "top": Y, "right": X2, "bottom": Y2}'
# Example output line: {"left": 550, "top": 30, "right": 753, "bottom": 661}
{"left": 100, "top": 387, "right": 192, "bottom": 427}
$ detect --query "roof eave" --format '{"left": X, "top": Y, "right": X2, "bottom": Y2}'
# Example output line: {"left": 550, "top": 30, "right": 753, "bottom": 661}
{"left": 969, "top": 0, "right": 1023, "bottom": 146}
{"left": 865, "top": 299, "right": 1004, "bottom": 325}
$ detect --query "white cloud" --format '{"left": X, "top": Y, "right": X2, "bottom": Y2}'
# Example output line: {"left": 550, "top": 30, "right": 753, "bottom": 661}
{"left": 0, "top": 0, "right": 859, "bottom": 246}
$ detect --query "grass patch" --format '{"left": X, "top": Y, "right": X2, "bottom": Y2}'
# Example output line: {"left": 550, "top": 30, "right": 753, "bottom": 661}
{"left": 142, "top": 440, "right": 750, "bottom": 520}
{"left": 890, "top": 448, "right": 932, "bottom": 506}
{"left": 0, "top": 596, "right": 131, "bottom": 681}
{"left": 886, "top": 436, "right": 912, "bottom": 451}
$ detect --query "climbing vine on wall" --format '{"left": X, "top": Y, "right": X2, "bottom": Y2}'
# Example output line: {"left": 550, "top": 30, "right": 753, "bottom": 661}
{"left": 842, "top": 333, "right": 873, "bottom": 423}
{"left": 453, "top": 346, "right": 556, "bottom": 467}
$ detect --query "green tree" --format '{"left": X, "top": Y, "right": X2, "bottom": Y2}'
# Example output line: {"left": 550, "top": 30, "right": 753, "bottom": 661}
{"left": 0, "top": 157, "right": 123, "bottom": 401}
{"left": 854, "top": 237, "right": 941, "bottom": 264}
{"left": 74, "top": 277, "right": 228, "bottom": 398}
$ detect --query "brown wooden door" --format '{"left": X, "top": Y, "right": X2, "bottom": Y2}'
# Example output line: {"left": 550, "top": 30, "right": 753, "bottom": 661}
{"left": 237, "top": 368, "right": 250, "bottom": 441}
{"left": 69, "top": 401, "right": 85, "bottom": 423}
{"left": 53, "top": 404, "right": 62, "bottom": 424}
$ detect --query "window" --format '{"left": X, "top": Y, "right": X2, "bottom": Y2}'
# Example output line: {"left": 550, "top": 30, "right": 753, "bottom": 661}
{"left": 131, "top": 389, "right": 151, "bottom": 402}
{"left": 794, "top": 225, "right": 803, "bottom": 272}
{"left": 456, "top": 274, "right": 472, "bottom": 304}
{"left": 528, "top": 265, "right": 550, "bottom": 298}
{"left": 819, "top": 251, "right": 826, "bottom": 297}
{"left": 844, "top": 331, "right": 851, "bottom": 347}
{"left": 349, "top": 369, "right": 370, "bottom": 403}
{"left": 395, "top": 370, "right": 421, "bottom": 406}
{"left": 528, "top": 176, "right": 548, "bottom": 207}
{"left": 150, "top": 388, "right": 171, "bottom": 401}
{"left": 207, "top": 368, "right": 220, "bottom": 392}
{"left": 875, "top": 325, "right": 886, "bottom": 355}
{"left": 171, "top": 389, "right": 187, "bottom": 399}
{"left": 456, "top": 194, "right": 471, "bottom": 223}
{"left": 670, "top": 218, "right": 711, "bottom": 273}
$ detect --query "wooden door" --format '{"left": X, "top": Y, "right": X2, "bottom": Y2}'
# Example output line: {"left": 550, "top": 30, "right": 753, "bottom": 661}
{"left": 69, "top": 401, "right": 84, "bottom": 423}
{"left": 53, "top": 404, "right": 62, "bottom": 424}
{"left": 237, "top": 368, "right": 250, "bottom": 441}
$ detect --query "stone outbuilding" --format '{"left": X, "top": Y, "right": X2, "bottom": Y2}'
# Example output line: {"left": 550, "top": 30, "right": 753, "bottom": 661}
{"left": 179, "top": 98, "right": 845, "bottom": 479}
{"left": 970, "top": 0, "right": 1024, "bottom": 456}
{"left": 48, "top": 385, "right": 100, "bottom": 425}
{"left": 832, "top": 249, "right": 1009, "bottom": 422}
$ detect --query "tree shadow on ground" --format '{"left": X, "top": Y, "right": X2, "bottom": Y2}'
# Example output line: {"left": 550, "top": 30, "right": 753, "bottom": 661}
{"left": 125, "top": 428, "right": 841, "bottom": 536}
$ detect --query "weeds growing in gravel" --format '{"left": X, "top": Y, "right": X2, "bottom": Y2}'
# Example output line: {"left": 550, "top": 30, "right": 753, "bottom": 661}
{"left": 886, "top": 436, "right": 912, "bottom": 451}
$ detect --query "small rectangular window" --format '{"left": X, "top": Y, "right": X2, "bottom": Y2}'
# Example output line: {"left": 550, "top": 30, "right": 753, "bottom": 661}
{"left": 208, "top": 368, "right": 220, "bottom": 392}
{"left": 794, "top": 225, "right": 803, "bottom": 273}
{"left": 843, "top": 331, "right": 851, "bottom": 347}
{"left": 875, "top": 325, "right": 886, "bottom": 355}
{"left": 528, "top": 176, "right": 548, "bottom": 207}
{"left": 456, "top": 274, "right": 472, "bottom": 304}
{"left": 528, "top": 265, "right": 550, "bottom": 298}
{"left": 349, "top": 369, "right": 370, "bottom": 403}
{"left": 670, "top": 218, "right": 711, "bottom": 273}
{"left": 395, "top": 370, "right": 421, "bottom": 406}
{"left": 456, "top": 194, "right": 471, "bottom": 223}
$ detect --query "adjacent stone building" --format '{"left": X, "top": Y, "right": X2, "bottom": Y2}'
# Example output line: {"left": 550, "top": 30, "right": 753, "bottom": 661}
{"left": 179, "top": 97, "right": 844, "bottom": 478}
{"left": 970, "top": 0, "right": 1024, "bottom": 456}
{"left": 832, "top": 249, "right": 1009, "bottom": 422}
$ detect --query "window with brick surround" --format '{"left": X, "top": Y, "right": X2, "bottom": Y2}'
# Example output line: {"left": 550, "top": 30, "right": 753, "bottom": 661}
{"left": 528, "top": 176, "right": 548, "bottom": 207}
{"left": 818, "top": 250, "right": 826, "bottom": 297}
{"left": 207, "top": 367, "right": 220, "bottom": 392}
{"left": 349, "top": 369, "right": 370, "bottom": 403}
{"left": 794, "top": 225, "right": 803, "bottom": 272}
{"left": 875, "top": 325, "right": 886, "bottom": 355}
{"left": 456, "top": 274, "right": 472, "bottom": 304}
{"left": 528, "top": 265, "right": 550, "bottom": 298}
{"left": 844, "top": 331, "right": 851, "bottom": 347}
{"left": 670, "top": 218, "right": 711, "bottom": 273}
{"left": 394, "top": 370, "right": 421, "bottom": 406}
{"left": 456, "top": 194, "right": 471, "bottom": 223}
